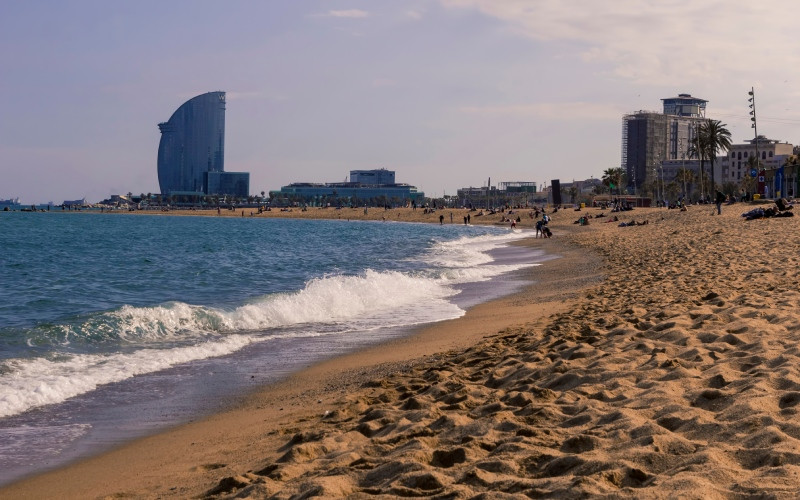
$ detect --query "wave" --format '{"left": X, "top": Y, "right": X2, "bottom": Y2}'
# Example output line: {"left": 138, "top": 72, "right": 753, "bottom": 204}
{"left": 0, "top": 335, "right": 256, "bottom": 418}
{"left": 49, "top": 269, "right": 459, "bottom": 343}
{"left": 0, "top": 229, "right": 537, "bottom": 418}
{"left": 426, "top": 230, "right": 529, "bottom": 268}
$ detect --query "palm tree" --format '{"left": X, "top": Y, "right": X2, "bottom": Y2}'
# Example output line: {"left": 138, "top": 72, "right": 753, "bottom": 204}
{"left": 702, "top": 119, "right": 732, "bottom": 195}
{"left": 601, "top": 167, "right": 626, "bottom": 196}
{"left": 568, "top": 186, "right": 578, "bottom": 204}
{"left": 688, "top": 131, "right": 709, "bottom": 201}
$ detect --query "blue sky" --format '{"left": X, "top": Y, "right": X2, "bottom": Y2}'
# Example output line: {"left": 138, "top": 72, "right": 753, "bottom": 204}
{"left": 2, "top": 1, "right": 799, "bottom": 204}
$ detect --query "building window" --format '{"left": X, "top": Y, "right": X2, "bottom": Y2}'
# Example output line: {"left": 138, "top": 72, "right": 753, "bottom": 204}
{"left": 762, "top": 151, "right": 767, "bottom": 159}
{"left": 743, "top": 151, "right": 748, "bottom": 158}
{"left": 738, "top": 172, "right": 741, "bottom": 179}
{"left": 738, "top": 152, "right": 742, "bottom": 160}
{"left": 731, "top": 152, "right": 736, "bottom": 158}
{"left": 769, "top": 151, "right": 773, "bottom": 157}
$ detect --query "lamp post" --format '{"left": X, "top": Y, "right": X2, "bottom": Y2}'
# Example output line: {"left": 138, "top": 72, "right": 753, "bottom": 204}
{"left": 748, "top": 87, "right": 759, "bottom": 199}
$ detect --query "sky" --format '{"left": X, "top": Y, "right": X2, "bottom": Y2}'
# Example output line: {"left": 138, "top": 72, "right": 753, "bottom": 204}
{"left": 2, "top": 0, "right": 800, "bottom": 204}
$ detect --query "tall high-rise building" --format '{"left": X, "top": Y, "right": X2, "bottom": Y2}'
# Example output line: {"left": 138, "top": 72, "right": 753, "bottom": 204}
{"left": 621, "top": 94, "right": 707, "bottom": 191}
{"left": 157, "top": 91, "right": 226, "bottom": 195}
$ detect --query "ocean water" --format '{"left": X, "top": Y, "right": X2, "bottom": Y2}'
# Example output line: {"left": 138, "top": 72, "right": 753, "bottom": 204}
{"left": 0, "top": 212, "right": 548, "bottom": 485}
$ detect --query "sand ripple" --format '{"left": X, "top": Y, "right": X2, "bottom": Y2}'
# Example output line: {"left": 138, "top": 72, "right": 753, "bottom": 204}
{"left": 199, "top": 205, "right": 800, "bottom": 498}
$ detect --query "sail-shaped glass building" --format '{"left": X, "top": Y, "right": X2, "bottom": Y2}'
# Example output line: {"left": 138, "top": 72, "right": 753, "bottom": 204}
{"left": 157, "top": 91, "right": 227, "bottom": 195}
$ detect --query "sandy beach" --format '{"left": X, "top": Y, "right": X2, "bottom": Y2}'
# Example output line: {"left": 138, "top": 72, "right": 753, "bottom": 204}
{"left": 5, "top": 201, "right": 800, "bottom": 498}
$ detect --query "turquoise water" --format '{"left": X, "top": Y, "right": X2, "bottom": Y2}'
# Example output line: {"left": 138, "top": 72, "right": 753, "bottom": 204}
{"left": 0, "top": 212, "right": 544, "bottom": 484}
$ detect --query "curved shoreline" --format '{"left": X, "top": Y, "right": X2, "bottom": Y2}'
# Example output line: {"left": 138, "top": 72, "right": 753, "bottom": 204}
{"left": 0, "top": 214, "right": 597, "bottom": 498}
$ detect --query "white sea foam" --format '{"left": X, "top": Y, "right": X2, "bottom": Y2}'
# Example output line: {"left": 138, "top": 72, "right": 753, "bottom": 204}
{"left": 427, "top": 230, "right": 529, "bottom": 268}
{"left": 0, "top": 335, "right": 256, "bottom": 418}
{"left": 1, "top": 271, "right": 464, "bottom": 417}
{"left": 1, "top": 229, "right": 537, "bottom": 418}
{"left": 91, "top": 269, "right": 460, "bottom": 341}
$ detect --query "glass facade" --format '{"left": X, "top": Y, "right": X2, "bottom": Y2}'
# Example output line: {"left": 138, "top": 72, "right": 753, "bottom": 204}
{"left": 158, "top": 91, "right": 226, "bottom": 195}
{"left": 205, "top": 171, "right": 250, "bottom": 198}
{"left": 350, "top": 169, "right": 395, "bottom": 184}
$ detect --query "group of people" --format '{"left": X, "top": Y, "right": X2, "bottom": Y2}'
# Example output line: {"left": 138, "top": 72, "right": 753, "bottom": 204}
{"left": 535, "top": 214, "right": 552, "bottom": 238}
{"left": 741, "top": 198, "right": 795, "bottom": 220}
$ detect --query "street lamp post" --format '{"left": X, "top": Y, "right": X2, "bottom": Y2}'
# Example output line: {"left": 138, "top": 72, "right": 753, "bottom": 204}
{"left": 748, "top": 87, "right": 759, "bottom": 199}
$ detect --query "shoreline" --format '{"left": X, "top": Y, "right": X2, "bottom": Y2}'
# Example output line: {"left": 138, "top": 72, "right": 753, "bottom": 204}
{"left": 1, "top": 212, "right": 585, "bottom": 498}
{"left": 8, "top": 202, "right": 798, "bottom": 497}
{"left": 121, "top": 205, "right": 545, "bottom": 230}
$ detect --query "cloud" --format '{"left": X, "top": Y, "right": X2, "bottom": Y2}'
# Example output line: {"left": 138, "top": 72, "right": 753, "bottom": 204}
{"left": 439, "top": 0, "right": 800, "bottom": 86}
{"left": 325, "top": 9, "right": 369, "bottom": 18}
{"left": 405, "top": 10, "right": 423, "bottom": 20}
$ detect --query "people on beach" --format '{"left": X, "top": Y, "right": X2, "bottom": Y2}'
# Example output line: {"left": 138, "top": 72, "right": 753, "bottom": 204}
{"left": 715, "top": 190, "right": 725, "bottom": 215}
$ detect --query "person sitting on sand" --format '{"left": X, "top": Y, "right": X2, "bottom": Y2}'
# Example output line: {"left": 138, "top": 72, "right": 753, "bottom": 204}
{"left": 776, "top": 198, "right": 793, "bottom": 212}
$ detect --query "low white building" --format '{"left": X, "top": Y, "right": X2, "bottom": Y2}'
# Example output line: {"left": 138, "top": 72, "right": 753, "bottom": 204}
{"left": 720, "top": 136, "right": 793, "bottom": 184}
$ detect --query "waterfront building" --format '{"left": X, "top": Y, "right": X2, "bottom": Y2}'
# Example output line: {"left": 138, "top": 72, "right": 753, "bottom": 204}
{"left": 350, "top": 169, "right": 395, "bottom": 184}
{"left": 721, "top": 136, "right": 793, "bottom": 182}
{"left": 621, "top": 94, "right": 707, "bottom": 192}
{"left": 270, "top": 169, "right": 424, "bottom": 206}
{"left": 62, "top": 198, "right": 88, "bottom": 207}
{"left": 205, "top": 171, "right": 250, "bottom": 198}
{"left": 157, "top": 91, "right": 227, "bottom": 195}
{"left": 456, "top": 181, "right": 541, "bottom": 207}
{"left": 0, "top": 198, "right": 22, "bottom": 210}
{"left": 720, "top": 136, "right": 795, "bottom": 197}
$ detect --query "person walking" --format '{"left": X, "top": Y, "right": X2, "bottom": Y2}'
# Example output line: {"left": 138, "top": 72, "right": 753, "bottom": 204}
{"left": 715, "top": 190, "right": 725, "bottom": 215}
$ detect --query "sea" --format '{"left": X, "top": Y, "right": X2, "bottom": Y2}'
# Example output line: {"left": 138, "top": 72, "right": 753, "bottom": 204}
{"left": 0, "top": 211, "right": 551, "bottom": 485}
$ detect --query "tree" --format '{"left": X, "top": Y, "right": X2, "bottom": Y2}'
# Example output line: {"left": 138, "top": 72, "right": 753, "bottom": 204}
{"left": 601, "top": 168, "right": 626, "bottom": 196}
{"left": 701, "top": 119, "right": 732, "bottom": 195}
{"left": 688, "top": 131, "right": 709, "bottom": 201}
{"left": 665, "top": 181, "right": 680, "bottom": 201}
{"left": 745, "top": 155, "right": 763, "bottom": 199}
{"left": 568, "top": 186, "right": 578, "bottom": 204}
{"left": 721, "top": 181, "right": 738, "bottom": 198}
{"left": 675, "top": 167, "right": 696, "bottom": 199}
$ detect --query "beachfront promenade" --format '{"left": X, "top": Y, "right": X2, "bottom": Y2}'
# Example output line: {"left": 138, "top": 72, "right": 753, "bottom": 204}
{"left": 5, "top": 202, "right": 800, "bottom": 498}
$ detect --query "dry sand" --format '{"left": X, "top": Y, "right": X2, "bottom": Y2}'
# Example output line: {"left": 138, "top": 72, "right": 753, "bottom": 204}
{"left": 4, "top": 202, "right": 800, "bottom": 498}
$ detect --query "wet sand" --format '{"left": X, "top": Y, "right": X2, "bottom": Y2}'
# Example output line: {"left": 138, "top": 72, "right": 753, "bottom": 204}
{"left": 5, "top": 202, "right": 800, "bottom": 498}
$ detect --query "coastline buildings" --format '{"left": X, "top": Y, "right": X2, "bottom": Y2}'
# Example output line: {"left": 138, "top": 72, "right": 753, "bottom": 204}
{"left": 0, "top": 198, "right": 22, "bottom": 210}
{"left": 270, "top": 168, "right": 424, "bottom": 206}
{"left": 621, "top": 94, "right": 707, "bottom": 192}
{"left": 157, "top": 91, "right": 249, "bottom": 198}
{"left": 456, "top": 181, "right": 540, "bottom": 207}
{"left": 720, "top": 136, "right": 796, "bottom": 197}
